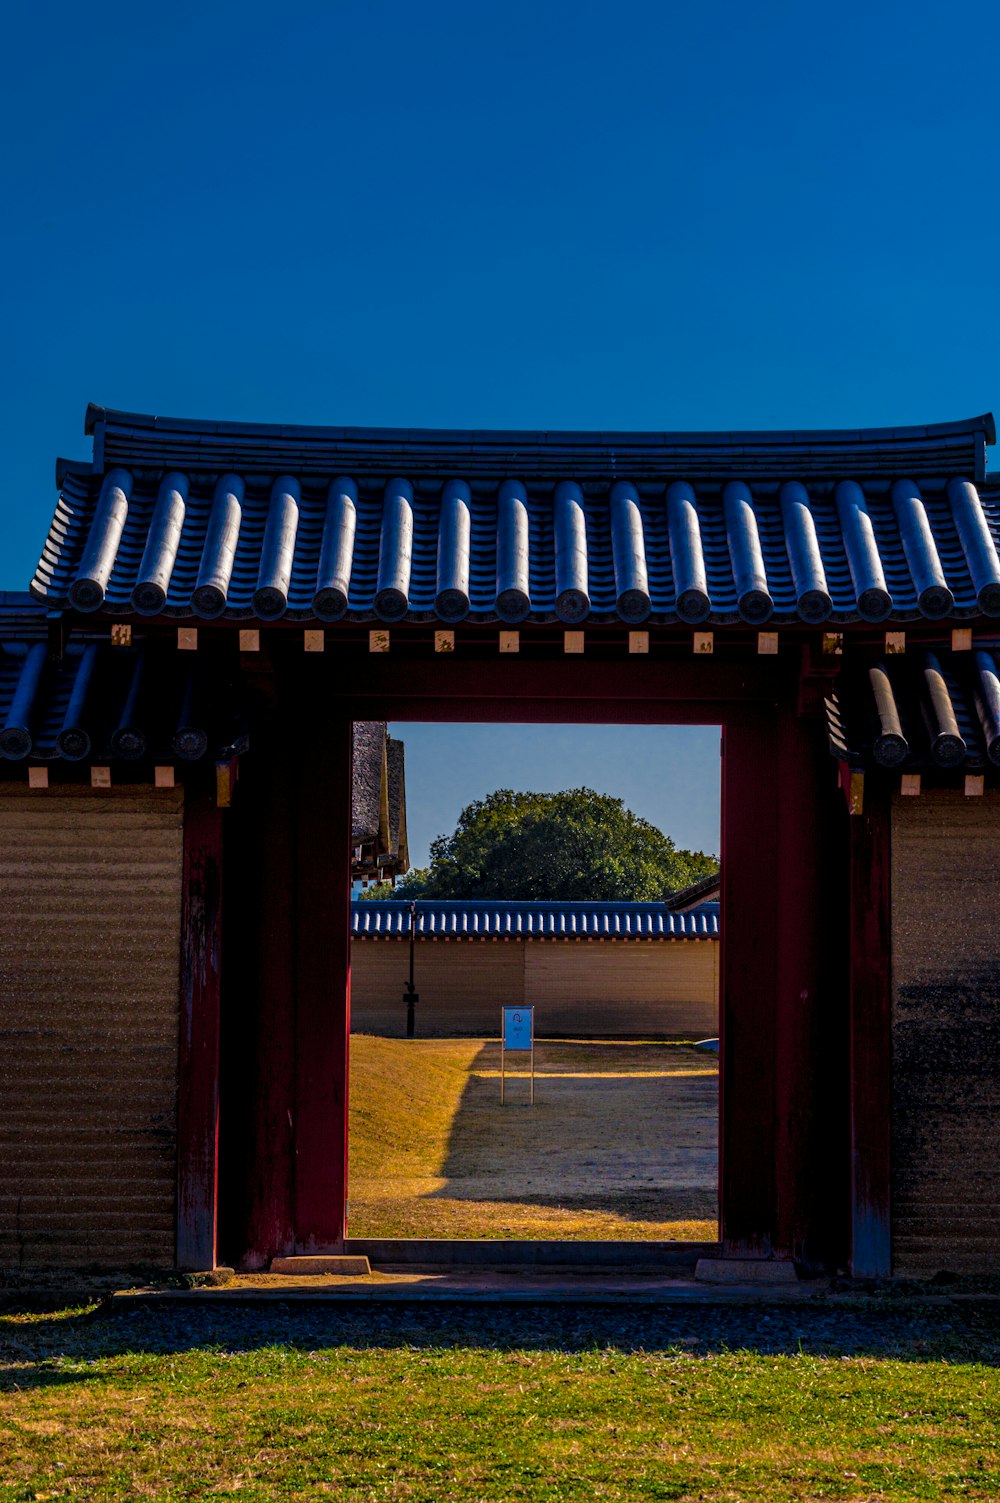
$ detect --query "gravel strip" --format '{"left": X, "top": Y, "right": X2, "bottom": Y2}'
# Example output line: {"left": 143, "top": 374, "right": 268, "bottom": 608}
{"left": 3, "top": 1299, "right": 999, "bottom": 1368}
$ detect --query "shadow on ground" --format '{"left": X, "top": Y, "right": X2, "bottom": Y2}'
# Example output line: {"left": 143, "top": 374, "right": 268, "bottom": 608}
{"left": 431, "top": 1040, "right": 717, "bottom": 1223}
{"left": 1, "top": 1298, "right": 999, "bottom": 1393}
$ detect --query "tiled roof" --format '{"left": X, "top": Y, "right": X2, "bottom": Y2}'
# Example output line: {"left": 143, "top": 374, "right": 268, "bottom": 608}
{"left": 0, "top": 638, "right": 246, "bottom": 764}
{"left": 826, "top": 646, "right": 1000, "bottom": 771}
{"left": 0, "top": 603, "right": 397, "bottom": 784}
{"left": 351, "top": 899, "right": 719, "bottom": 939}
{"left": 30, "top": 407, "right": 1000, "bottom": 627}
{"left": 663, "top": 872, "right": 721, "bottom": 911}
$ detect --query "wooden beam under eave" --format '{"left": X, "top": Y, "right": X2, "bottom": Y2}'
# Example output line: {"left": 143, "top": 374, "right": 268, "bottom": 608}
{"left": 343, "top": 654, "right": 806, "bottom": 714}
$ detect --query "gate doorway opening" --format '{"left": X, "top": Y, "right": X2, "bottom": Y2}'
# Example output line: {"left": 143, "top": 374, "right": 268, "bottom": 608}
{"left": 347, "top": 721, "right": 721, "bottom": 1244}
{"left": 216, "top": 650, "right": 847, "bottom": 1274}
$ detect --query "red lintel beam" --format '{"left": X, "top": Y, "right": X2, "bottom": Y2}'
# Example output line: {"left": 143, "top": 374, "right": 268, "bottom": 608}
{"left": 334, "top": 655, "right": 796, "bottom": 707}
{"left": 330, "top": 697, "right": 750, "bottom": 727}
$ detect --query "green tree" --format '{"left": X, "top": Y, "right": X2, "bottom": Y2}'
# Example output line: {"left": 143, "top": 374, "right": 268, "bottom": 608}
{"left": 359, "top": 866, "right": 432, "bottom": 901}
{"left": 359, "top": 788, "right": 717, "bottom": 901}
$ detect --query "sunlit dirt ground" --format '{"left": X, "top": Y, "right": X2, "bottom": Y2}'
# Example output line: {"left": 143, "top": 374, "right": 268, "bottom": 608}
{"left": 348, "top": 1037, "right": 718, "bottom": 1240}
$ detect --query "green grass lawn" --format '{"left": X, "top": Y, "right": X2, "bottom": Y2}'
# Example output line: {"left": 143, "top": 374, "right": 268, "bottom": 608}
{"left": 1, "top": 1300, "right": 998, "bottom": 1500}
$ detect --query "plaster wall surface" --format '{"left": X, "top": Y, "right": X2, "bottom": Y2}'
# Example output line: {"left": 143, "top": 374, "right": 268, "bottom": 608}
{"left": 350, "top": 937, "right": 718, "bottom": 1038}
{"left": 891, "top": 791, "right": 1000, "bottom": 1276}
{"left": 0, "top": 788, "right": 184, "bottom": 1268}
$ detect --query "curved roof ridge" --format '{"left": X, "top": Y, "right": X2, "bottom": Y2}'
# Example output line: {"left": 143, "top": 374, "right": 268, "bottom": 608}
{"left": 85, "top": 402, "right": 996, "bottom": 450}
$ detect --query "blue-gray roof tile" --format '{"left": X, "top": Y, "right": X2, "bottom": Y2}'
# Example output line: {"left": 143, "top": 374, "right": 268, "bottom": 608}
{"left": 31, "top": 408, "right": 1000, "bottom": 626}
{"left": 827, "top": 645, "right": 1000, "bottom": 772}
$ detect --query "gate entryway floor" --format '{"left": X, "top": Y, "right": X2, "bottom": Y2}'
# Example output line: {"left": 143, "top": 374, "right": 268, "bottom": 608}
{"left": 111, "top": 1271, "right": 826, "bottom": 1308}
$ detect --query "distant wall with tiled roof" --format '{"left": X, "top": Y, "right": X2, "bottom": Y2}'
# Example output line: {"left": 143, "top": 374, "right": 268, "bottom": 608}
{"left": 351, "top": 917, "right": 718, "bottom": 1039}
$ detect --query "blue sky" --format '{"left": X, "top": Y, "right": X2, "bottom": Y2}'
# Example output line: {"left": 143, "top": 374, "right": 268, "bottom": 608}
{"left": 4, "top": 1, "right": 998, "bottom": 860}
{"left": 394, "top": 724, "right": 721, "bottom": 870}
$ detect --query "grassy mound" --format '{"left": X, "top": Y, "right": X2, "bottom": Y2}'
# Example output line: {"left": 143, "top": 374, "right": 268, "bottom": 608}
{"left": 348, "top": 1035, "right": 483, "bottom": 1182}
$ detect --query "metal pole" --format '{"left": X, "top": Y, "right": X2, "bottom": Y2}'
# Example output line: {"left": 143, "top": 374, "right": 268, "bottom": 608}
{"left": 500, "top": 1008, "right": 505, "bottom": 1105}
{"left": 404, "top": 901, "right": 418, "bottom": 1038}
{"left": 530, "top": 1017, "right": 535, "bottom": 1105}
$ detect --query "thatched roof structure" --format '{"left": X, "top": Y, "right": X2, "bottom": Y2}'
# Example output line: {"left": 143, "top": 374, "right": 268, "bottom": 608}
{"left": 352, "top": 722, "right": 408, "bottom": 882}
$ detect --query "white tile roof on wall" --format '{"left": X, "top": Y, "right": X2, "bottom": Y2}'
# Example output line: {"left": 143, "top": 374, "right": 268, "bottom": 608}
{"left": 351, "top": 899, "right": 719, "bottom": 938}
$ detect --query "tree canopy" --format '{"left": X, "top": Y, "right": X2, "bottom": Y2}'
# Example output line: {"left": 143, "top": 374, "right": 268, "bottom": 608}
{"left": 359, "top": 787, "right": 718, "bottom": 902}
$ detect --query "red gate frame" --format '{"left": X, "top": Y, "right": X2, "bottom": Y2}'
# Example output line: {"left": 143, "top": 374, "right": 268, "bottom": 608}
{"left": 178, "top": 646, "right": 888, "bottom": 1275}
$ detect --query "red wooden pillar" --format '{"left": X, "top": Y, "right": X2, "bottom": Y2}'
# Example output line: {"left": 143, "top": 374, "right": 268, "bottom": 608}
{"left": 721, "top": 695, "right": 847, "bottom": 1268}
{"left": 243, "top": 716, "right": 297, "bottom": 1266}
{"left": 226, "top": 697, "right": 353, "bottom": 1266}
{"left": 849, "top": 782, "right": 892, "bottom": 1277}
{"left": 772, "top": 705, "right": 844, "bottom": 1267}
{"left": 176, "top": 780, "right": 224, "bottom": 1270}
{"left": 719, "top": 707, "right": 780, "bottom": 1255}
{"left": 293, "top": 713, "right": 354, "bottom": 1251}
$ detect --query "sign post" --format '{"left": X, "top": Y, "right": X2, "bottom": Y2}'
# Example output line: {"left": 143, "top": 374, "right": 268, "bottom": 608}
{"left": 501, "top": 1006, "right": 535, "bottom": 1105}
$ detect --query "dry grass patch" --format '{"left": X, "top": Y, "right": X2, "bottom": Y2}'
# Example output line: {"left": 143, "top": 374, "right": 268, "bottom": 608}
{"left": 348, "top": 1036, "right": 717, "bottom": 1240}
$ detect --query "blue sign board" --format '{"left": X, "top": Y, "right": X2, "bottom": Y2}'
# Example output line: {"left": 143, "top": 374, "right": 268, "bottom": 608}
{"left": 503, "top": 1006, "right": 533, "bottom": 1051}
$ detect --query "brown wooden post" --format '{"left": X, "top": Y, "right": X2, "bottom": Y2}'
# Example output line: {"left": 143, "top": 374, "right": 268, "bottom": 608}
{"left": 719, "top": 706, "right": 779, "bottom": 1255}
{"left": 849, "top": 782, "right": 892, "bottom": 1277}
{"left": 293, "top": 711, "right": 354, "bottom": 1250}
{"left": 176, "top": 779, "right": 224, "bottom": 1270}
